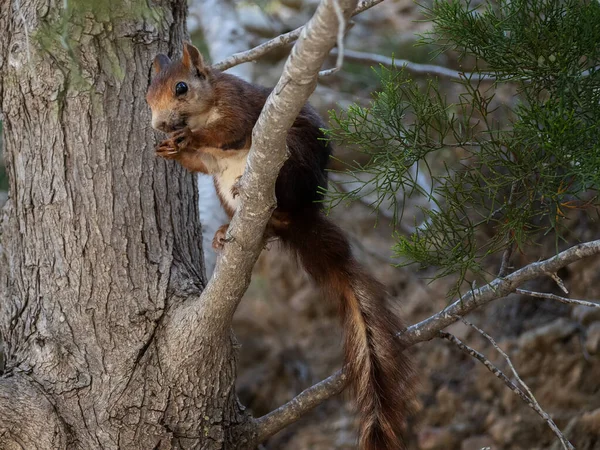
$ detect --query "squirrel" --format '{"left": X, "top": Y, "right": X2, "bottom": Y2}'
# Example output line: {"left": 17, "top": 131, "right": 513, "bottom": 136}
{"left": 146, "top": 42, "right": 415, "bottom": 450}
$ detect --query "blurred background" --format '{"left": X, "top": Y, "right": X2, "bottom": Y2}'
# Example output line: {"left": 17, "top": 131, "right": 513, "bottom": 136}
{"left": 1, "top": 0, "right": 599, "bottom": 449}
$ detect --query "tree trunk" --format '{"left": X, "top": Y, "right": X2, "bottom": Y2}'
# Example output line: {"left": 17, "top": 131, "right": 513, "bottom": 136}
{"left": 0, "top": 1, "right": 250, "bottom": 448}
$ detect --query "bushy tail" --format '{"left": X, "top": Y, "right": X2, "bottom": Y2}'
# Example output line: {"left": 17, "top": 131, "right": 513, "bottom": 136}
{"left": 278, "top": 210, "right": 415, "bottom": 450}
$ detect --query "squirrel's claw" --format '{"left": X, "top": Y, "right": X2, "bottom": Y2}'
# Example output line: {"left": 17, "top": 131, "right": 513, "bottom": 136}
{"left": 171, "top": 127, "right": 194, "bottom": 149}
{"left": 156, "top": 128, "right": 196, "bottom": 160}
{"left": 156, "top": 139, "right": 180, "bottom": 159}
{"left": 231, "top": 176, "right": 242, "bottom": 199}
{"left": 212, "top": 223, "right": 232, "bottom": 251}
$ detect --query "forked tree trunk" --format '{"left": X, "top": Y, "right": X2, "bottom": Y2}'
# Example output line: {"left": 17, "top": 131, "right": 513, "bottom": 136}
{"left": 0, "top": 1, "right": 250, "bottom": 448}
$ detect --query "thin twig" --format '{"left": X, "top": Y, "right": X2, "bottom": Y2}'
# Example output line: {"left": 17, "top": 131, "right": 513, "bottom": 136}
{"left": 459, "top": 317, "right": 573, "bottom": 450}
{"left": 460, "top": 317, "right": 534, "bottom": 398}
{"left": 333, "top": 49, "right": 495, "bottom": 80}
{"left": 517, "top": 288, "right": 600, "bottom": 308}
{"left": 439, "top": 331, "right": 574, "bottom": 450}
{"left": 212, "top": 0, "right": 387, "bottom": 71}
{"left": 319, "top": 0, "right": 347, "bottom": 76}
{"left": 498, "top": 182, "right": 519, "bottom": 277}
{"left": 498, "top": 244, "right": 514, "bottom": 277}
{"left": 549, "top": 272, "right": 569, "bottom": 294}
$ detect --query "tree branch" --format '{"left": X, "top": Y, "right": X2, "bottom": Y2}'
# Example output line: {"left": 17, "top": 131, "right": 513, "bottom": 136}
{"left": 516, "top": 288, "right": 600, "bottom": 308}
{"left": 318, "top": 0, "right": 347, "bottom": 76}
{"left": 253, "top": 370, "right": 347, "bottom": 443}
{"left": 401, "top": 240, "right": 600, "bottom": 344}
{"left": 440, "top": 329, "right": 574, "bottom": 450}
{"left": 253, "top": 239, "right": 600, "bottom": 440}
{"left": 212, "top": 0, "right": 386, "bottom": 71}
{"left": 332, "top": 48, "right": 495, "bottom": 80}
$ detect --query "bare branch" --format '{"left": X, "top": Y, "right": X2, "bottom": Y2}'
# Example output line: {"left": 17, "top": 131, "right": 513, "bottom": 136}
{"left": 402, "top": 239, "right": 600, "bottom": 344}
{"left": 254, "top": 370, "right": 347, "bottom": 443}
{"left": 516, "top": 288, "right": 600, "bottom": 308}
{"left": 460, "top": 317, "right": 537, "bottom": 401}
{"left": 254, "top": 240, "right": 600, "bottom": 434}
{"left": 549, "top": 272, "right": 569, "bottom": 294}
{"left": 318, "top": 0, "right": 346, "bottom": 76}
{"left": 440, "top": 330, "right": 574, "bottom": 450}
{"left": 212, "top": 0, "right": 386, "bottom": 71}
{"left": 333, "top": 49, "right": 495, "bottom": 80}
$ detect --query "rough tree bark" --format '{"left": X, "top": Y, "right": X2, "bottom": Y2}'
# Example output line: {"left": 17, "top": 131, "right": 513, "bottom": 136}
{"left": 0, "top": 1, "right": 250, "bottom": 448}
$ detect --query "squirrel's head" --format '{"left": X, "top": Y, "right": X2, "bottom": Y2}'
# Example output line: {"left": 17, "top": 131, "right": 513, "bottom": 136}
{"left": 146, "top": 43, "right": 215, "bottom": 133}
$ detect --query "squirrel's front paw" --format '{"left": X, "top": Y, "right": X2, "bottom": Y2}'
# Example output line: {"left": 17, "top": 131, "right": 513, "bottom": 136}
{"left": 171, "top": 127, "right": 195, "bottom": 150}
{"left": 231, "top": 176, "right": 242, "bottom": 199}
{"left": 212, "top": 223, "right": 231, "bottom": 251}
{"left": 156, "top": 138, "right": 180, "bottom": 159}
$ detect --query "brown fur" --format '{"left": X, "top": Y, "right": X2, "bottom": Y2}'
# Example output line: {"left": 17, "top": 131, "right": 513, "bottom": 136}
{"left": 147, "top": 43, "right": 415, "bottom": 450}
{"left": 278, "top": 210, "right": 415, "bottom": 450}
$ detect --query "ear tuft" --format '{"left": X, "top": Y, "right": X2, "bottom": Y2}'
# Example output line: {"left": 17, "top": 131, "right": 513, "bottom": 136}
{"left": 182, "top": 42, "right": 206, "bottom": 74}
{"left": 153, "top": 54, "right": 171, "bottom": 74}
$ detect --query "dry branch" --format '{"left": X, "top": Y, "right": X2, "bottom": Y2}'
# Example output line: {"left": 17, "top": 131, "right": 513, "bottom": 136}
{"left": 254, "top": 370, "right": 347, "bottom": 443}
{"left": 212, "top": 0, "right": 386, "bottom": 71}
{"left": 402, "top": 240, "right": 600, "bottom": 343}
{"left": 333, "top": 48, "right": 495, "bottom": 80}
{"left": 440, "top": 330, "right": 574, "bottom": 450}
{"left": 254, "top": 239, "right": 600, "bottom": 438}
{"left": 517, "top": 288, "right": 600, "bottom": 308}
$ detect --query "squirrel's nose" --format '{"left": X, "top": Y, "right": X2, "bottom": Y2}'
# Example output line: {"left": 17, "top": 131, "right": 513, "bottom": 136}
{"left": 152, "top": 116, "right": 169, "bottom": 132}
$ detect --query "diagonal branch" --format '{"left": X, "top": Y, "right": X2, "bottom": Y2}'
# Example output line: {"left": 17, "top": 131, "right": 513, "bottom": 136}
{"left": 517, "top": 288, "right": 600, "bottom": 308}
{"left": 440, "top": 330, "right": 574, "bottom": 450}
{"left": 253, "top": 239, "right": 600, "bottom": 440}
{"left": 253, "top": 370, "right": 347, "bottom": 443}
{"left": 212, "top": 0, "right": 386, "bottom": 71}
{"left": 401, "top": 239, "right": 600, "bottom": 344}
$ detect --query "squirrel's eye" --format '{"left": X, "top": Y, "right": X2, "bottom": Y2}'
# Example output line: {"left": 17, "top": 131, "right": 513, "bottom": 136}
{"left": 175, "top": 82, "right": 188, "bottom": 96}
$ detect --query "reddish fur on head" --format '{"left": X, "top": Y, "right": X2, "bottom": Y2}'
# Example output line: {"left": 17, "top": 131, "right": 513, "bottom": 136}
{"left": 146, "top": 42, "right": 215, "bottom": 133}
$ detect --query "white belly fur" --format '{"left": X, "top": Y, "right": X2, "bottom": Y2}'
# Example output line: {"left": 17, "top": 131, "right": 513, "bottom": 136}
{"left": 213, "top": 151, "right": 249, "bottom": 213}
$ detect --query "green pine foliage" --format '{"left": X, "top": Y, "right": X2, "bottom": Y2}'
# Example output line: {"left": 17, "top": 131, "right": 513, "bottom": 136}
{"left": 325, "top": 0, "right": 600, "bottom": 295}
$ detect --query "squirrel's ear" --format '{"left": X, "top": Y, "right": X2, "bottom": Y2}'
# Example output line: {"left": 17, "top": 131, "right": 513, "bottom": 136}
{"left": 182, "top": 42, "right": 206, "bottom": 73}
{"left": 153, "top": 54, "right": 171, "bottom": 74}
